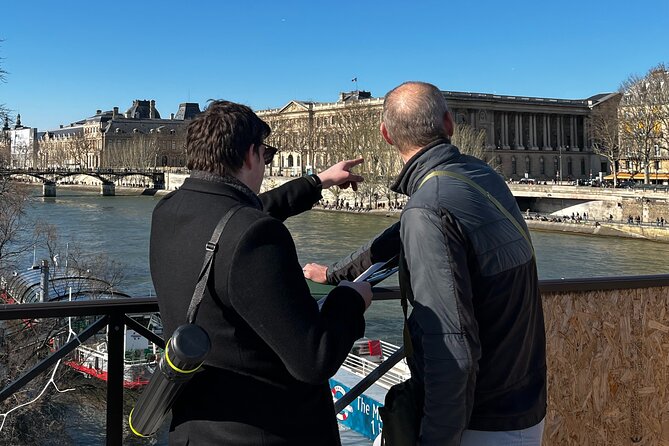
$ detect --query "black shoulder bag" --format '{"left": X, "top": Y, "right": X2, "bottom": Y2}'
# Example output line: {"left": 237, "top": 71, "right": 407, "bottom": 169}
{"left": 129, "top": 204, "right": 243, "bottom": 437}
{"left": 378, "top": 292, "right": 423, "bottom": 446}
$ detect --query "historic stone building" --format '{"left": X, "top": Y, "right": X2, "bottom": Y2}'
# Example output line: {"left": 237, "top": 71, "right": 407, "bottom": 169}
{"left": 257, "top": 89, "right": 618, "bottom": 182}
{"left": 615, "top": 67, "right": 669, "bottom": 184}
{"left": 1, "top": 114, "right": 38, "bottom": 168}
{"left": 37, "top": 100, "right": 201, "bottom": 170}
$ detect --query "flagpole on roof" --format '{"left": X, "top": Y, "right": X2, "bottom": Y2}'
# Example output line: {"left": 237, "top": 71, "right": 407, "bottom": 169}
{"left": 351, "top": 77, "right": 358, "bottom": 91}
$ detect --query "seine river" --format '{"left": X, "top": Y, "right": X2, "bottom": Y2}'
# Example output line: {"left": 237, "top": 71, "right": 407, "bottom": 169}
{"left": 12, "top": 185, "right": 669, "bottom": 444}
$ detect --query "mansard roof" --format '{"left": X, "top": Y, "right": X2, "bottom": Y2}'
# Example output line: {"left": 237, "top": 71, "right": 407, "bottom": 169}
{"left": 41, "top": 126, "right": 84, "bottom": 139}
{"left": 102, "top": 118, "right": 185, "bottom": 135}
{"left": 125, "top": 99, "right": 161, "bottom": 119}
{"left": 174, "top": 103, "right": 201, "bottom": 120}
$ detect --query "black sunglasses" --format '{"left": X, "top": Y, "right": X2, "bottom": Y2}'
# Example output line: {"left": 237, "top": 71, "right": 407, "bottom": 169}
{"left": 263, "top": 144, "right": 279, "bottom": 165}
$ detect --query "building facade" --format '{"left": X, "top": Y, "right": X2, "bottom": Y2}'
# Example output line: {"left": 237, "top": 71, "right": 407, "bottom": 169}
{"left": 37, "top": 100, "right": 200, "bottom": 170}
{"left": 1, "top": 115, "right": 38, "bottom": 168}
{"left": 257, "top": 89, "right": 617, "bottom": 182}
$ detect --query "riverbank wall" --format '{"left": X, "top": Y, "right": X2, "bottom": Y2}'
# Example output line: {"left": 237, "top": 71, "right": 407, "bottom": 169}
{"left": 526, "top": 219, "right": 669, "bottom": 243}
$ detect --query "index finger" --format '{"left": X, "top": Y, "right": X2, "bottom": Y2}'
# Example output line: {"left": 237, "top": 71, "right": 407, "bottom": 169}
{"left": 342, "top": 157, "right": 364, "bottom": 169}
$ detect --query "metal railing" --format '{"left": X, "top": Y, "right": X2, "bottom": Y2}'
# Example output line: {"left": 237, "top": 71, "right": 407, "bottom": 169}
{"left": 4, "top": 275, "right": 669, "bottom": 443}
{"left": 0, "top": 297, "right": 161, "bottom": 445}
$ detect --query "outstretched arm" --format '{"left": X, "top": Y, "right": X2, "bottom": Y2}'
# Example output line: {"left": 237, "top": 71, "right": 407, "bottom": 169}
{"left": 260, "top": 157, "right": 365, "bottom": 221}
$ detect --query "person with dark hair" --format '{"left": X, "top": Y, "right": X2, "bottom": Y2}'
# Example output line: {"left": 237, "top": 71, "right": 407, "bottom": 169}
{"left": 150, "top": 100, "right": 372, "bottom": 445}
{"left": 304, "top": 82, "right": 546, "bottom": 445}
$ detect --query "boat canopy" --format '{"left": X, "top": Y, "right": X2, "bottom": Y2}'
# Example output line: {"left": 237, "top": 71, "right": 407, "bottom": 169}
{"left": 1, "top": 267, "right": 129, "bottom": 304}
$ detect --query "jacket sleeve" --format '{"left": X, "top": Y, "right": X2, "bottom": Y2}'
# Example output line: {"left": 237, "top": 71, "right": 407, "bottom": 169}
{"left": 227, "top": 215, "right": 366, "bottom": 384}
{"left": 326, "top": 221, "right": 401, "bottom": 284}
{"left": 259, "top": 177, "right": 322, "bottom": 222}
{"left": 401, "top": 208, "right": 481, "bottom": 446}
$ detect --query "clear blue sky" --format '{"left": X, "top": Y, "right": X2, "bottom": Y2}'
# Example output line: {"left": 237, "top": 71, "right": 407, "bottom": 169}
{"left": 1, "top": 0, "right": 667, "bottom": 131}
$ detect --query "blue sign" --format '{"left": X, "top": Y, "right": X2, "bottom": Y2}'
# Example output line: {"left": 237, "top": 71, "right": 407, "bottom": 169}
{"left": 329, "top": 378, "right": 383, "bottom": 441}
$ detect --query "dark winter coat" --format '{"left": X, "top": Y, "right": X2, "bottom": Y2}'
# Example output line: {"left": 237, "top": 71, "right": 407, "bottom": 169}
{"left": 150, "top": 173, "right": 366, "bottom": 445}
{"left": 327, "top": 140, "right": 546, "bottom": 445}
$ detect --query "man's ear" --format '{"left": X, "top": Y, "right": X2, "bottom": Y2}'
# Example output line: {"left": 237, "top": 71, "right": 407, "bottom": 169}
{"left": 444, "top": 111, "right": 454, "bottom": 138}
{"left": 243, "top": 143, "right": 257, "bottom": 168}
{"left": 380, "top": 122, "right": 393, "bottom": 145}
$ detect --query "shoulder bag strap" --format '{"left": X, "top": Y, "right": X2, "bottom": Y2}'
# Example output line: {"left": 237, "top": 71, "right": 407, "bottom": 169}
{"left": 186, "top": 204, "right": 244, "bottom": 324}
{"left": 418, "top": 170, "right": 534, "bottom": 256}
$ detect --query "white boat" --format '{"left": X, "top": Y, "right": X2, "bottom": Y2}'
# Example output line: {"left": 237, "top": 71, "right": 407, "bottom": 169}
{"left": 0, "top": 261, "right": 161, "bottom": 389}
{"left": 64, "top": 313, "right": 162, "bottom": 389}
{"left": 330, "top": 338, "right": 410, "bottom": 441}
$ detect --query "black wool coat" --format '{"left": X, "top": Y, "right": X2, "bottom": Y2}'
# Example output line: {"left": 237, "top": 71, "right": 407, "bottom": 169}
{"left": 150, "top": 175, "right": 366, "bottom": 446}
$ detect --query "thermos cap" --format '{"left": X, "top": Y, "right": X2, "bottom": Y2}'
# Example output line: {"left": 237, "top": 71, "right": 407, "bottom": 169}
{"left": 170, "top": 324, "right": 211, "bottom": 363}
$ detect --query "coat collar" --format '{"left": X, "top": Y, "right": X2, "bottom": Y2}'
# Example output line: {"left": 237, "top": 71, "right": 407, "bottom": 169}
{"left": 181, "top": 171, "right": 263, "bottom": 210}
{"left": 391, "top": 139, "right": 461, "bottom": 196}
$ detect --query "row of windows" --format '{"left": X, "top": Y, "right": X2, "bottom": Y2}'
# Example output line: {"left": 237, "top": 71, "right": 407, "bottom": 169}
{"left": 509, "top": 156, "right": 585, "bottom": 176}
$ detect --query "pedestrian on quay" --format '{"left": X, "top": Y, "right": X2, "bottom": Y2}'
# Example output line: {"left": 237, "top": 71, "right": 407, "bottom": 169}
{"left": 304, "top": 81, "right": 546, "bottom": 445}
{"left": 150, "top": 100, "right": 373, "bottom": 446}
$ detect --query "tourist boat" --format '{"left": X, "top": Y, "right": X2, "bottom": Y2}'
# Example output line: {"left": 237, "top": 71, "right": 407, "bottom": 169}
{"left": 330, "top": 338, "right": 410, "bottom": 441}
{"left": 0, "top": 261, "right": 161, "bottom": 389}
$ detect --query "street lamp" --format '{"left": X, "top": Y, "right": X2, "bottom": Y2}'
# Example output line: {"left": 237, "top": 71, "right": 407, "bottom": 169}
{"left": 558, "top": 146, "right": 563, "bottom": 184}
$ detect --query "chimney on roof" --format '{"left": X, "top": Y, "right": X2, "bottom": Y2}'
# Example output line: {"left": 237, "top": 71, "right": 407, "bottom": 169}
{"left": 59, "top": 125, "right": 63, "bottom": 129}
{"left": 113, "top": 107, "right": 119, "bottom": 118}
{"left": 170, "top": 113, "right": 174, "bottom": 120}
{"left": 150, "top": 100, "right": 156, "bottom": 119}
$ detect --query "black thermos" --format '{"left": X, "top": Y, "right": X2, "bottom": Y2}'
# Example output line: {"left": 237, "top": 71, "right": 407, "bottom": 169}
{"left": 129, "top": 323, "right": 211, "bottom": 437}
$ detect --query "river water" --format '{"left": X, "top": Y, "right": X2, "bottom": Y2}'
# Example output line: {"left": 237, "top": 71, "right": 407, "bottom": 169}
{"left": 11, "top": 185, "right": 669, "bottom": 444}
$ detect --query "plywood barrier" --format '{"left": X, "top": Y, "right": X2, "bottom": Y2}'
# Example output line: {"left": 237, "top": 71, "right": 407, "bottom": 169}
{"left": 543, "top": 285, "right": 669, "bottom": 445}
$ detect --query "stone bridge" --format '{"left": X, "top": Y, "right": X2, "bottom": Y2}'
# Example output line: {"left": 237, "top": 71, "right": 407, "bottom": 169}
{"left": 0, "top": 169, "right": 165, "bottom": 196}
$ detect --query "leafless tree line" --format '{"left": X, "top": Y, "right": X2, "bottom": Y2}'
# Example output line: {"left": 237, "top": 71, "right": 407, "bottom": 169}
{"left": 265, "top": 102, "right": 496, "bottom": 206}
{"left": 591, "top": 63, "right": 669, "bottom": 185}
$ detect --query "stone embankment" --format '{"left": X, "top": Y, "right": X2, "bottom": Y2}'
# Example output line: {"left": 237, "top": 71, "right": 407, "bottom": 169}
{"left": 525, "top": 217, "right": 669, "bottom": 243}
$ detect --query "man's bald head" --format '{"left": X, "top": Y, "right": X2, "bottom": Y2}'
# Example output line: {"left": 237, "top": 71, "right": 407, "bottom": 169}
{"left": 382, "top": 81, "right": 451, "bottom": 154}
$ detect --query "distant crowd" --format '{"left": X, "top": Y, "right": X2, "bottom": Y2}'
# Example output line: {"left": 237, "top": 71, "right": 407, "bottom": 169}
{"left": 524, "top": 210, "right": 667, "bottom": 228}
{"left": 316, "top": 198, "right": 404, "bottom": 213}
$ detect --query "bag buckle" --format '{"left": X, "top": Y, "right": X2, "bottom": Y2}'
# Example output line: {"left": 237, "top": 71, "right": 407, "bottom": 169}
{"left": 205, "top": 242, "right": 217, "bottom": 252}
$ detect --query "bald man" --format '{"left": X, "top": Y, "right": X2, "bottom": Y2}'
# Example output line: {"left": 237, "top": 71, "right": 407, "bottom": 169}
{"left": 305, "top": 82, "right": 546, "bottom": 445}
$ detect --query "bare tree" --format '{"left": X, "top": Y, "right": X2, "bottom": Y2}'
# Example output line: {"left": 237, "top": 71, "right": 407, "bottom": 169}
{"left": 590, "top": 95, "right": 623, "bottom": 186}
{"left": 39, "top": 132, "right": 95, "bottom": 169}
{"left": 0, "top": 40, "right": 8, "bottom": 124}
{"left": 452, "top": 123, "right": 501, "bottom": 172}
{"left": 619, "top": 64, "right": 669, "bottom": 184}
{"left": 103, "top": 133, "right": 158, "bottom": 170}
{"left": 0, "top": 178, "right": 32, "bottom": 272}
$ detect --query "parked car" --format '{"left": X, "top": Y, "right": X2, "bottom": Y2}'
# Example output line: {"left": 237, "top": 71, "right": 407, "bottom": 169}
{"left": 518, "top": 178, "right": 536, "bottom": 184}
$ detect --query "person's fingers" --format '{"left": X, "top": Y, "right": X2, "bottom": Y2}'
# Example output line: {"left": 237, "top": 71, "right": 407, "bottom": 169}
{"left": 351, "top": 182, "right": 358, "bottom": 191}
{"left": 347, "top": 174, "right": 364, "bottom": 183}
{"left": 342, "top": 157, "right": 364, "bottom": 169}
{"left": 340, "top": 181, "right": 351, "bottom": 189}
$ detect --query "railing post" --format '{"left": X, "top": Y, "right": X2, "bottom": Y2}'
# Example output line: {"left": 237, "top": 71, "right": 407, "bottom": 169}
{"left": 106, "top": 312, "right": 125, "bottom": 445}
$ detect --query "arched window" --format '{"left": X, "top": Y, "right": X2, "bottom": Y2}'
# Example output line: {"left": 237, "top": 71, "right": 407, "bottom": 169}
{"left": 287, "top": 154, "right": 294, "bottom": 167}
{"left": 540, "top": 157, "right": 545, "bottom": 175}
{"left": 567, "top": 157, "right": 573, "bottom": 175}
{"left": 581, "top": 158, "right": 586, "bottom": 175}
{"left": 525, "top": 156, "right": 531, "bottom": 175}
{"left": 511, "top": 156, "right": 517, "bottom": 175}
